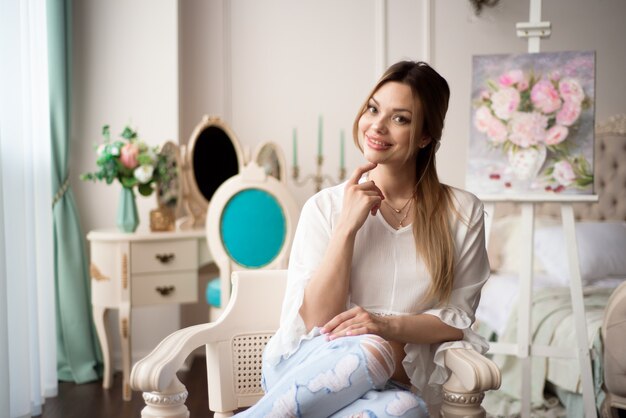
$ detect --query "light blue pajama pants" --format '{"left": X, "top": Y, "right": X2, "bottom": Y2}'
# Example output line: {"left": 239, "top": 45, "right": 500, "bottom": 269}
{"left": 234, "top": 333, "right": 429, "bottom": 418}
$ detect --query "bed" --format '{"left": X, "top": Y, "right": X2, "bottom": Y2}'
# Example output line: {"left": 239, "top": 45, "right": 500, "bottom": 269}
{"left": 474, "top": 114, "right": 626, "bottom": 418}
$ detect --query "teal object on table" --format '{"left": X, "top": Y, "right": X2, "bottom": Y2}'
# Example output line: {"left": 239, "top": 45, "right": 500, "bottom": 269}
{"left": 117, "top": 187, "right": 139, "bottom": 233}
{"left": 206, "top": 278, "right": 222, "bottom": 308}
{"left": 206, "top": 188, "right": 287, "bottom": 307}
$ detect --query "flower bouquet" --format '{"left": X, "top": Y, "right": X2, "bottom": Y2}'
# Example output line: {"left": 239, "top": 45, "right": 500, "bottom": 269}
{"left": 81, "top": 125, "right": 170, "bottom": 232}
{"left": 472, "top": 62, "right": 594, "bottom": 193}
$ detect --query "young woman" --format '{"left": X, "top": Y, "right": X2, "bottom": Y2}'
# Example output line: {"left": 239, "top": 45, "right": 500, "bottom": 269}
{"left": 236, "top": 61, "right": 490, "bottom": 417}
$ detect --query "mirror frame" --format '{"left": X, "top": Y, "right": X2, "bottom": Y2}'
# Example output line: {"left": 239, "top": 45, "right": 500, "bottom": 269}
{"left": 251, "top": 141, "right": 287, "bottom": 184}
{"left": 181, "top": 115, "right": 245, "bottom": 228}
{"left": 156, "top": 140, "right": 184, "bottom": 216}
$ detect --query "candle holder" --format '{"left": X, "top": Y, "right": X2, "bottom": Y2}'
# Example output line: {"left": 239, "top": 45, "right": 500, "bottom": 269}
{"left": 292, "top": 155, "right": 346, "bottom": 193}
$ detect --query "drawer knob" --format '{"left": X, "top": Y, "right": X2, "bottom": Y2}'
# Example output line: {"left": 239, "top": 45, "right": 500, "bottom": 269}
{"left": 155, "top": 285, "right": 175, "bottom": 296}
{"left": 155, "top": 253, "right": 175, "bottom": 263}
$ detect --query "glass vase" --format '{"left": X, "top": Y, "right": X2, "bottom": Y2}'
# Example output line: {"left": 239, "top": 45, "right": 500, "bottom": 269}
{"left": 117, "top": 187, "right": 139, "bottom": 233}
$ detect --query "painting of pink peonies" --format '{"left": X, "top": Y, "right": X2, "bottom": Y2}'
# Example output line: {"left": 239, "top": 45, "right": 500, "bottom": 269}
{"left": 467, "top": 51, "right": 595, "bottom": 196}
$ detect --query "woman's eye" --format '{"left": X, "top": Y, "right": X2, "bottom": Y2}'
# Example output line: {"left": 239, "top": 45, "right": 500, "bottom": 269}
{"left": 367, "top": 105, "right": 377, "bottom": 114}
{"left": 393, "top": 115, "right": 410, "bottom": 124}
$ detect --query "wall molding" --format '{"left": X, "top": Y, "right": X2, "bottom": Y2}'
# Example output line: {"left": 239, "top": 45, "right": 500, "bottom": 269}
{"left": 374, "top": 0, "right": 388, "bottom": 77}
{"left": 223, "top": 0, "right": 232, "bottom": 123}
{"left": 421, "top": 0, "right": 432, "bottom": 63}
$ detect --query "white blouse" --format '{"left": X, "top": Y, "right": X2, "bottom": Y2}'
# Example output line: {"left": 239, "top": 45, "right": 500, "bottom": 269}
{"left": 264, "top": 181, "right": 491, "bottom": 407}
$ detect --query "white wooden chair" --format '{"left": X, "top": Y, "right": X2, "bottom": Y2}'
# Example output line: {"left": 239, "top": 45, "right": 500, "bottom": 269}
{"left": 601, "top": 280, "right": 626, "bottom": 417}
{"left": 131, "top": 269, "right": 501, "bottom": 418}
{"left": 204, "top": 161, "right": 299, "bottom": 314}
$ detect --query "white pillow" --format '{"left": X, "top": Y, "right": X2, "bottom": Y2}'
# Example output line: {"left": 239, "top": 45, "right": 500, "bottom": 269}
{"left": 534, "top": 221, "right": 626, "bottom": 285}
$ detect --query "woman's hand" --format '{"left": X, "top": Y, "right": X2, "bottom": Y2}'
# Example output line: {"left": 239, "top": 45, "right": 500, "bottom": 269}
{"left": 337, "top": 162, "right": 384, "bottom": 235}
{"left": 320, "top": 306, "right": 389, "bottom": 340}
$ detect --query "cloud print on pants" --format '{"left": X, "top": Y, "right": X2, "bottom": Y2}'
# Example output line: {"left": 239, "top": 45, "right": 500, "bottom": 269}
{"left": 386, "top": 391, "right": 420, "bottom": 416}
{"left": 306, "top": 354, "right": 360, "bottom": 393}
{"left": 267, "top": 386, "right": 297, "bottom": 418}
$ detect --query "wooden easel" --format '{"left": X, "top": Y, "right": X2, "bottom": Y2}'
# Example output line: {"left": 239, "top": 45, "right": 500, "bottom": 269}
{"left": 483, "top": 194, "right": 599, "bottom": 418}
{"left": 480, "top": 3, "right": 599, "bottom": 417}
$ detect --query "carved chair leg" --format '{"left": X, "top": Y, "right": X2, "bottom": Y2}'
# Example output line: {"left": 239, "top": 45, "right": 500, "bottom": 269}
{"left": 440, "top": 390, "right": 486, "bottom": 418}
{"left": 140, "top": 377, "right": 190, "bottom": 418}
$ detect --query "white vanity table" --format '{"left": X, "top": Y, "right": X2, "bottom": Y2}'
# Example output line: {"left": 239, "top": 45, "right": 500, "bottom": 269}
{"left": 87, "top": 228, "right": 211, "bottom": 401}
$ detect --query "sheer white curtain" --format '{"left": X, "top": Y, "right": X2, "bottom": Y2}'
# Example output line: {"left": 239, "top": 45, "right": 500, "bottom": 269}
{"left": 0, "top": 0, "right": 57, "bottom": 416}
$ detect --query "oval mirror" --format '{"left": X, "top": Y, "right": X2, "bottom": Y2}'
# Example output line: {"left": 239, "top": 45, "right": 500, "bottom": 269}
{"left": 252, "top": 141, "right": 287, "bottom": 183}
{"left": 182, "top": 115, "right": 244, "bottom": 228}
{"left": 156, "top": 140, "right": 183, "bottom": 215}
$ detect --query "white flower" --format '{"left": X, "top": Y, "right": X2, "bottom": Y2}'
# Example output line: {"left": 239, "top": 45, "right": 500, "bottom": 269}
{"left": 110, "top": 145, "right": 120, "bottom": 156}
{"left": 490, "top": 87, "right": 520, "bottom": 120}
{"left": 507, "top": 111, "right": 548, "bottom": 148}
{"left": 97, "top": 144, "right": 106, "bottom": 156}
{"left": 134, "top": 165, "right": 154, "bottom": 184}
{"left": 553, "top": 160, "right": 576, "bottom": 186}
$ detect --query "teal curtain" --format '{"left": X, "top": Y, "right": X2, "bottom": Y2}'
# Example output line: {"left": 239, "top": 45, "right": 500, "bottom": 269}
{"left": 47, "top": 0, "right": 102, "bottom": 383}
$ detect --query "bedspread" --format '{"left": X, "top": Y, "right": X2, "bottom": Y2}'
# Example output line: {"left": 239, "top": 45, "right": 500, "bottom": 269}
{"left": 484, "top": 286, "right": 611, "bottom": 416}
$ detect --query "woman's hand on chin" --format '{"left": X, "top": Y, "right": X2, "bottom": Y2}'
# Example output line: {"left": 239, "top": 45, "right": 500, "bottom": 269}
{"left": 336, "top": 163, "right": 384, "bottom": 235}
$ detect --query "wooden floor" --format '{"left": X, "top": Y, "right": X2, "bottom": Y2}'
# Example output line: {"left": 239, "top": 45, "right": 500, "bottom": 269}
{"left": 38, "top": 356, "right": 211, "bottom": 418}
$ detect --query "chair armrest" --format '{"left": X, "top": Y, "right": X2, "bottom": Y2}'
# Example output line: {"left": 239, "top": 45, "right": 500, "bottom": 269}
{"left": 443, "top": 348, "right": 501, "bottom": 393}
{"left": 130, "top": 269, "right": 288, "bottom": 394}
{"left": 130, "top": 322, "right": 224, "bottom": 393}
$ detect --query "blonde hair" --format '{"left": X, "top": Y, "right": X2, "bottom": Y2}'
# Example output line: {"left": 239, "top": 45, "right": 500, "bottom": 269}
{"left": 352, "top": 61, "right": 457, "bottom": 305}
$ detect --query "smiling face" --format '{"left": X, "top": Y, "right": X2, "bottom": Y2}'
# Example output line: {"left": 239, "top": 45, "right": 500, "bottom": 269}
{"left": 358, "top": 81, "right": 430, "bottom": 168}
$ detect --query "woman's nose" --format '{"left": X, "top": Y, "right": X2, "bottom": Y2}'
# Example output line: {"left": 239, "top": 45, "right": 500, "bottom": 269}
{"left": 371, "top": 116, "right": 387, "bottom": 133}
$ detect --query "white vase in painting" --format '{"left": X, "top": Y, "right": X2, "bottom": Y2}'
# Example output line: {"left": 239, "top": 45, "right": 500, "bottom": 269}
{"left": 507, "top": 145, "right": 547, "bottom": 182}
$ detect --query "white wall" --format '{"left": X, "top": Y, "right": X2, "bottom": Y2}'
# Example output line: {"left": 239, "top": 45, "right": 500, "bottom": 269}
{"left": 72, "top": 0, "right": 626, "bottom": 365}
{"left": 180, "top": 0, "right": 626, "bottom": 200}
{"left": 72, "top": 0, "right": 180, "bottom": 366}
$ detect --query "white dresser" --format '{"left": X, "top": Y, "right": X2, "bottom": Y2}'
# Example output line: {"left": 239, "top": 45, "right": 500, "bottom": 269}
{"left": 87, "top": 228, "right": 211, "bottom": 400}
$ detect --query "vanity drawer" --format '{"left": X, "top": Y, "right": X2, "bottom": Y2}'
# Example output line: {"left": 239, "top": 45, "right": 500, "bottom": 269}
{"left": 131, "top": 271, "right": 198, "bottom": 306}
{"left": 131, "top": 239, "right": 197, "bottom": 274}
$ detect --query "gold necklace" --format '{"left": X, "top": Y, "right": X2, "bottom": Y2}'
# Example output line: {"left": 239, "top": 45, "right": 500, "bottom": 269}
{"left": 383, "top": 197, "right": 414, "bottom": 228}
{"left": 382, "top": 197, "right": 412, "bottom": 214}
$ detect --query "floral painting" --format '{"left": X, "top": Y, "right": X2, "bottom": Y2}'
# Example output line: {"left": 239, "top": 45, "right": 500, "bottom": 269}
{"left": 466, "top": 51, "right": 595, "bottom": 196}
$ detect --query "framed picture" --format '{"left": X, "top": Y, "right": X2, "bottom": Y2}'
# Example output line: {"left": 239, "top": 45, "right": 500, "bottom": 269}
{"left": 466, "top": 51, "right": 596, "bottom": 196}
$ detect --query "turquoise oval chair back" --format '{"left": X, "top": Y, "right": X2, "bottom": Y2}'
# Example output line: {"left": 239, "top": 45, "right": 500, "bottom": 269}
{"left": 220, "top": 189, "right": 286, "bottom": 268}
{"left": 205, "top": 162, "right": 298, "bottom": 311}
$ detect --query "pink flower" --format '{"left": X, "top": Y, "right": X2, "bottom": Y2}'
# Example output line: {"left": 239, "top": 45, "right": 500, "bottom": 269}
{"left": 491, "top": 87, "right": 520, "bottom": 120}
{"left": 558, "top": 77, "right": 585, "bottom": 104}
{"left": 556, "top": 100, "right": 582, "bottom": 126}
{"left": 499, "top": 69, "right": 524, "bottom": 87}
{"left": 516, "top": 78, "right": 529, "bottom": 92}
{"left": 508, "top": 111, "right": 548, "bottom": 148}
{"left": 553, "top": 160, "right": 576, "bottom": 186}
{"left": 120, "top": 142, "right": 139, "bottom": 169}
{"left": 474, "top": 106, "right": 507, "bottom": 143}
{"left": 545, "top": 125, "right": 569, "bottom": 145}
{"left": 474, "top": 106, "right": 493, "bottom": 133}
{"left": 531, "top": 79, "right": 562, "bottom": 114}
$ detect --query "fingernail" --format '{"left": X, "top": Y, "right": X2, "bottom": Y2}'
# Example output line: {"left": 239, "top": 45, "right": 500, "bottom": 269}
{"left": 320, "top": 328, "right": 327, "bottom": 334}
{"left": 346, "top": 331, "right": 352, "bottom": 336}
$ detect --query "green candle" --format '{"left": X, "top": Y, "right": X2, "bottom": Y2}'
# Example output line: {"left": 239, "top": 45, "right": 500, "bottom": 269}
{"left": 292, "top": 128, "right": 298, "bottom": 166}
{"left": 340, "top": 130, "right": 345, "bottom": 170}
{"left": 317, "top": 115, "right": 323, "bottom": 157}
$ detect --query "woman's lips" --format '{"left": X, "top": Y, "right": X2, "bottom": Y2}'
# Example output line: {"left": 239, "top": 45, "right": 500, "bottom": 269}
{"left": 365, "top": 135, "right": 392, "bottom": 150}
